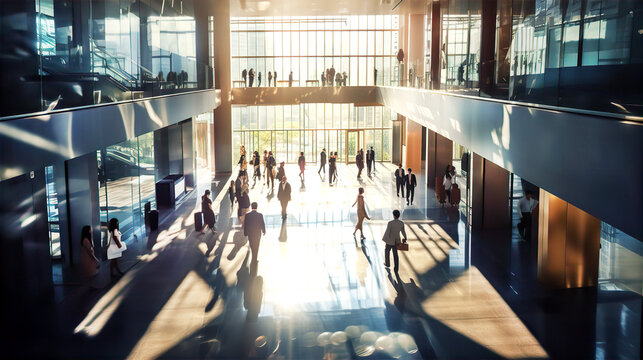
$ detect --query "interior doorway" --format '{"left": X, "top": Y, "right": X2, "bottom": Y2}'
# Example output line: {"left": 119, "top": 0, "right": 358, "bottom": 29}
{"left": 345, "top": 130, "right": 364, "bottom": 164}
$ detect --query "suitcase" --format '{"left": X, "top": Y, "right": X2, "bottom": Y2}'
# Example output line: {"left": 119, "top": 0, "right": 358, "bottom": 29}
{"left": 194, "top": 212, "right": 203, "bottom": 231}
{"left": 149, "top": 210, "right": 159, "bottom": 231}
{"left": 450, "top": 183, "right": 461, "bottom": 206}
{"left": 435, "top": 177, "right": 446, "bottom": 204}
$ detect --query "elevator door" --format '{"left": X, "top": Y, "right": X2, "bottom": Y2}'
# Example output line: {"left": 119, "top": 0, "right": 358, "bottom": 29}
{"left": 345, "top": 130, "right": 363, "bottom": 164}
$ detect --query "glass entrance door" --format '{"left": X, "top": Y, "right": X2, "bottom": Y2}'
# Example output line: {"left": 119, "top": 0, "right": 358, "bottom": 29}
{"left": 346, "top": 130, "right": 363, "bottom": 163}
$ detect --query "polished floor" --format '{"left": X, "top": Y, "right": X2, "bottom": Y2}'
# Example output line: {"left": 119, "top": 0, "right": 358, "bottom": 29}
{"left": 13, "top": 164, "right": 641, "bottom": 359}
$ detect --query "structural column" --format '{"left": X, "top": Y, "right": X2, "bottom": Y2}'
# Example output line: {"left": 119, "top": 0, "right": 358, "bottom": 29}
{"left": 537, "top": 190, "right": 601, "bottom": 288}
{"left": 404, "top": 118, "right": 423, "bottom": 173}
{"left": 202, "top": 0, "right": 232, "bottom": 174}
{"left": 430, "top": 1, "right": 441, "bottom": 89}
{"left": 407, "top": 13, "right": 425, "bottom": 87}
{"left": 471, "top": 153, "right": 511, "bottom": 230}
{"left": 426, "top": 129, "right": 452, "bottom": 190}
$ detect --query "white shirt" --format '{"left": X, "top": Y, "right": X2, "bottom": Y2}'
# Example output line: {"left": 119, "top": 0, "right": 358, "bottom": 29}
{"left": 443, "top": 173, "right": 456, "bottom": 189}
{"left": 518, "top": 197, "right": 538, "bottom": 216}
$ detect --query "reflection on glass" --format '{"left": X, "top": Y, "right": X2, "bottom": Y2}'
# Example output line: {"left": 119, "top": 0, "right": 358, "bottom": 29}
{"left": 45, "top": 165, "right": 61, "bottom": 258}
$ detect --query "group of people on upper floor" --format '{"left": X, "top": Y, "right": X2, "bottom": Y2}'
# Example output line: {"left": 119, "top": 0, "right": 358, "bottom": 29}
{"left": 321, "top": 65, "right": 348, "bottom": 86}
{"left": 156, "top": 70, "right": 189, "bottom": 89}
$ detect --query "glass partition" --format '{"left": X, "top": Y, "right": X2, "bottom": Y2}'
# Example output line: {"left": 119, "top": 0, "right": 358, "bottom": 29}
{"left": 233, "top": 104, "right": 393, "bottom": 164}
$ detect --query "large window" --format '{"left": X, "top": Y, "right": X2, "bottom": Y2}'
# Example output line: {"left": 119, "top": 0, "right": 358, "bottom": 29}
{"left": 233, "top": 104, "right": 394, "bottom": 163}
{"left": 230, "top": 16, "right": 400, "bottom": 87}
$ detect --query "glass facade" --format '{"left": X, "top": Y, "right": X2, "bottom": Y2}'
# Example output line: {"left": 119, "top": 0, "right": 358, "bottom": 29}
{"left": 0, "top": 0, "right": 212, "bottom": 117}
{"left": 97, "top": 131, "right": 156, "bottom": 244}
{"left": 423, "top": 0, "right": 643, "bottom": 116}
{"left": 233, "top": 104, "right": 394, "bottom": 163}
{"left": 230, "top": 16, "right": 400, "bottom": 87}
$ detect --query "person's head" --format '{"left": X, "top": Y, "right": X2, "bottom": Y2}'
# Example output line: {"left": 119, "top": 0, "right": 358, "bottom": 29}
{"left": 525, "top": 190, "right": 533, "bottom": 199}
{"left": 300, "top": 151, "right": 304, "bottom": 156}
{"left": 281, "top": 176, "right": 287, "bottom": 183}
{"left": 230, "top": 180, "right": 234, "bottom": 186}
{"left": 322, "top": 148, "right": 325, "bottom": 152}
{"left": 334, "top": 152, "right": 337, "bottom": 156}
{"left": 358, "top": 187, "right": 364, "bottom": 195}
{"left": 269, "top": 151, "right": 273, "bottom": 156}
{"left": 254, "top": 151, "right": 259, "bottom": 156}
{"left": 399, "top": 163, "right": 403, "bottom": 168}
{"left": 280, "top": 161, "right": 285, "bottom": 167}
{"left": 81, "top": 225, "right": 92, "bottom": 245}
{"left": 370, "top": 146, "right": 373, "bottom": 150}
{"left": 108, "top": 218, "right": 119, "bottom": 233}
{"left": 251, "top": 202, "right": 258, "bottom": 210}
{"left": 445, "top": 165, "right": 451, "bottom": 174}
{"left": 264, "top": 150, "right": 267, "bottom": 154}
{"left": 392, "top": 210, "right": 400, "bottom": 219}
{"left": 408, "top": 168, "right": 412, "bottom": 173}
{"left": 204, "top": 189, "right": 211, "bottom": 198}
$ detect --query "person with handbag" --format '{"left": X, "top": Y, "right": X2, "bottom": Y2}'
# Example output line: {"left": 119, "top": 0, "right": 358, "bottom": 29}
{"left": 238, "top": 188, "right": 251, "bottom": 226}
{"left": 80, "top": 225, "right": 100, "bottom": 282}
{"left": 107, "top": 218, "right": 125, "bottom": 277}
{"left": 382, "top": 210, "right": 407, "bottom": 273}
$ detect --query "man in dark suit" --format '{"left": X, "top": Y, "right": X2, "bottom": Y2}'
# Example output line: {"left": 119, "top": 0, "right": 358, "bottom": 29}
{"left": 356, "top": 151, "right": 364, "bottom": 179}
{"left": 369, "top": 146, "right": 376, "bottom": 172}
{"left": 395, "top": 164, "right": 405, "bottom": 197}
{"left": 318, "top": 148, "right": 326, "bottom": 175}
{"left": 366, "top": 149, "right": 372, "bottom": 176}
{"left": 243, "top": 202, "right": 265, "bottom": 264}
{"left": 277, "top": 175, "right": 292, "bottom": 220}
{"left": 405, "top": 168, "right": 417, "bottom": 205}
{"left": 235, "top": 175, "right": 243, "bottom": 203}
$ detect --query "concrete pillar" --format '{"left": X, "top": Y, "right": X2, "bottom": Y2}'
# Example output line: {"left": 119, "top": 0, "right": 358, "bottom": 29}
{"left": 404, "top": 119, "right": 423, "bottom": 173}
{"left": 471, "top": 153, "right": 511, "bottom": 230}
{"left": 480, "top": 0, "right": 497, "bottom": 95}
{"left": 407, "top": 13, "right": 426, "bottom": 87}
{"left": 430, "top": 1, "right": 441, "bottom": 89}
{"left": 212, "top": 0, "right": 232, "bottom": 174}
{"left": 392, "top": 115, "right": 404, "bottom": 164}
{"left": 426, "top": 129, "right": 452, "bottom": 190}
{"left": 537, "top": 190, "right": 601, "bottom": 289}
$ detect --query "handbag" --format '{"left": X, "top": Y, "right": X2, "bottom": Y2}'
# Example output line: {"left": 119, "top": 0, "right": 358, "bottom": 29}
{"left": 106, "top": 230, "right": 126, "bottom": 259}
{"left": 397, "top": 242, "right": 409, "bottom": 251}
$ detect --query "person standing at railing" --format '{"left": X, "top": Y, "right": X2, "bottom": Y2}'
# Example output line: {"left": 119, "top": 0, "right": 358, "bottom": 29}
{"left": 258, "top": 72, "right": 262, "bottom": 87}
{"left": 274, "top": 71, "right": 278, "bottom": 87}
{"left": 288, "top": 71, "right": 293, "bottom": 87}
{"left": 242, "top": 69, "right": 247, "bottom": 86}
{"left": 249, "top": 68, "right": 255, "bottom": 87}
{"left": 268, "top": 71, "right": 273, "bottom": 87}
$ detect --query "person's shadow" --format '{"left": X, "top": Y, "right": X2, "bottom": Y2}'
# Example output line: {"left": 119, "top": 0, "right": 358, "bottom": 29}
{"left": 300, "top": 179, "right": 306, "bottom": 192}
{"left": 227, "top": 230, "right": 248, "bottom": 261}
{"left": 243, "top": 260, "right": 263, "bottom": 322}
{"left": 279, "top": 221, "right": 288, "bottom": 242}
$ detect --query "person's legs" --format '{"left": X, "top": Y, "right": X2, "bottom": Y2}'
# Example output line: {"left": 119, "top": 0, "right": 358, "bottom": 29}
{"left": 523, "top": 213, "right": 532, "bottom": 241}
{"left": 250, "top": 238, "right": 260, "bottom": 263}
{"left": 392, "top": 245, "right": 399, "bottom": 272}
{"left": 406, "top": 187, "right": 410, "bottom": 204}
{"left": 446, "top": 189, "right": 451, "bottom": 203}
{"left": 384, "top": 244, "right": 392, "bottom": 267}
{"left": 281, "top": 201, "right": 288, "bottom": 218}
{"left": 396, "top": 181, "right": 400, "bottom": 196}
{"left": 410, "top": 188, "right": 415, "bottom": 204}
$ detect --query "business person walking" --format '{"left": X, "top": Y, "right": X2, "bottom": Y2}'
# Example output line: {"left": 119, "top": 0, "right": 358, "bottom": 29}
{"left": 395, "top": 164, "right": 405, "bottom": 198}
{"left": 352, "top": 187, "right": 370, "bottom": 239}
{"left": 243, "top": 202, "right": 266, "bottom": 264}
{"left": 277, "top": 175, "right": 292, "bottom": 220}
{"left": 382, "top": 210, "right": 407, "bottom": 272}
{"left": 405, "top": 168, "right": 417, "bottom": 205}
{"left": 318, "top": 148, "right": 327, "bottom": 175}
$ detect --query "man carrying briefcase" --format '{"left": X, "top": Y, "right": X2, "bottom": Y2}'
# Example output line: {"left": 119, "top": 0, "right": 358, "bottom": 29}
{"left": 382, "top": 210, "right": 407, "bottom": 273}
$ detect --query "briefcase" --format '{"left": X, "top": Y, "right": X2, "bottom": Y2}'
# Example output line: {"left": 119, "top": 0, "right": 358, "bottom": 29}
{"left": 397, "top": 242, "right": 409, "bottom": 251}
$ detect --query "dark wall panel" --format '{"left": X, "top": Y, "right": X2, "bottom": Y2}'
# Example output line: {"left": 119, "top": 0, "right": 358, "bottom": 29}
{"left": 65, "top": 153, "right": 100, "bottom": 266}
{"left": 168, "top": 123, "right": 183, "bottom": 175}
{"left": 154, "top": 127, "right": 169, "bottom": 180}
{"left": 181, "top": 120, "right": 194, "bottom": 188}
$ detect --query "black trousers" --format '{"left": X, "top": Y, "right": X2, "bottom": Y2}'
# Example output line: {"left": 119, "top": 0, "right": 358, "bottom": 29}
{"left": 519, "top": 212, "right": 532, "bottom": 240}
{"left": 396, "top": 180, "right": 405, "bottom": 197}
{"left": 385, "top": 244, "right": 399, "bottom": 271}
{"left": 367, "top": 161, "right": 372, "bottom": 174}
{"left": 406, "top": 186, "right": 415, "bottom": 204}
{"left": 319, "top": 162, "right": 325, "bottom": 174}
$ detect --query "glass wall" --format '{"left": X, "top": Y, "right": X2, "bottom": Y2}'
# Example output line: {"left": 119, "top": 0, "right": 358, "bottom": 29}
{"left": 423, "top": 0, "right": 643, "bottom": 116}
{"left": 233, "top": 104, "right": 394, "bottom": 163}
{"left": 230, "top": 15, "right": 400, "bottom": 87}
{"left": 97, "top": 131, "right": 156, "bottom": 244}
{"left": 0, "top": 0, "right": 212, "bottom": 117}
{"left": 44, "top": 165, "right": 61, "bottom": 258}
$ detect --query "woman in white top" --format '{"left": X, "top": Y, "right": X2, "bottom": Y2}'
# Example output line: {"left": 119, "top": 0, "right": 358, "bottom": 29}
{"left": 107, "top": 218, "right": 124, "bottom": 277}
{"left": 443, "top": 165, "right": 456, "bottom": 203}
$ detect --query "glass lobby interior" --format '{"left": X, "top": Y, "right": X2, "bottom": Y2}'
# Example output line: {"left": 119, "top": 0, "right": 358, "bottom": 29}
{"left": 0, "top": 1, "right": 641, "bottom": 359}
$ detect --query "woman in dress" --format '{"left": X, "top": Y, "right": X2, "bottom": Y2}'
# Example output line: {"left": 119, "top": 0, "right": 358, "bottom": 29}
{"left": 262, "top": 150, "right": 268, "bottom": 179}
{"left": 107, "top": 218, "right": 124, "bottom": 277}
{"left": 201, "top": 189, "right": 216, "bottom": 234}
{"left": 352, "top": 187, "right": 371, "bottom": 239}
{"left": 298, "top": 151, "right": 306, "bottom": 181}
